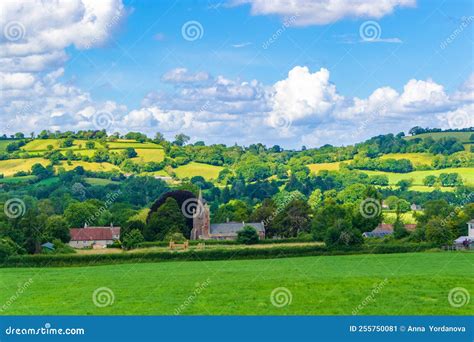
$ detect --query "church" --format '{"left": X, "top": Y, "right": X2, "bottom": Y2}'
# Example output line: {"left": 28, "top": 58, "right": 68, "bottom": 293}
{"left": 190, "top": 192, "right": 265, "bottom": 240}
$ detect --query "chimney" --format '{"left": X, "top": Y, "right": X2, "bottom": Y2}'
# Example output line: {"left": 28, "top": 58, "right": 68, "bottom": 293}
{"left": 84, "top": 223, "right": 88, "bottom": 228}
{"left": 226, "top": 217, "right": 229, "bottom": 223}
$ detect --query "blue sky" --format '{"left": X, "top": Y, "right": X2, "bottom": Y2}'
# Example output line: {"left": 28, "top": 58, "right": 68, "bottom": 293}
{"left": 1, "top": 0, "right": 473, "bottom": 148}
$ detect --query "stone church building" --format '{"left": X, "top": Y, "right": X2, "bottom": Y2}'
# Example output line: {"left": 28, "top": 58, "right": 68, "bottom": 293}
{"left": 190, "top": 192, "right": 265, "bottom": 240}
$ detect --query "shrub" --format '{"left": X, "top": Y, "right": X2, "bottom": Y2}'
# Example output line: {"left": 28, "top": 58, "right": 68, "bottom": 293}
{"left": 2, "top": 242, "right": 436, "bottom": 268}
{"left": 325, "top": 222, "right": 363, "bottom": 249}
{"left": 164, "top": 232, "right": 186, "bottom": 242}
{"left": 237, "top": 226, "right": 259, "bottom": 245}
{"left": 122, "top": 229, "right": 145, "bottom": 250}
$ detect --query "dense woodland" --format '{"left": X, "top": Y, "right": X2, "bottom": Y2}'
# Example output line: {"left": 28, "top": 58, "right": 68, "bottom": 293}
{"left": 0, "top": 128, "right": 473, "bottom": 258}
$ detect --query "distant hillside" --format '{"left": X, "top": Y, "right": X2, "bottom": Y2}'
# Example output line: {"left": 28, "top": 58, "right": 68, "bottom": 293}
{"left": 404, "top": 131, "right": 473, "bottom": 143}
{"left": 0, "top": 129, "right": 472, "bottom": 193}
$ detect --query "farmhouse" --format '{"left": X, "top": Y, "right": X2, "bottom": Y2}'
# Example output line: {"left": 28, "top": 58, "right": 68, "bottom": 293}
{"left": 363, "top": 223, "right": 416, "bottom": 238}
{"left": 69, "top": 225, "right": 121, "bottom": 248}
{"left": 191, "top": 192, "right": 265, "bottom": 240}
{"left": 453, "top": 219, "right": 474, "bottom": 250}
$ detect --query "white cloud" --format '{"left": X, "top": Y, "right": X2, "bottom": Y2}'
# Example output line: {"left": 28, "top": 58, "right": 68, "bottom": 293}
{"left": 233, "top": 0, "right": 416, "bottom": 25}
{"left": 161, "top": 68, "right": 210, "bottom": 84}
{"left": 268, "top": 66, "right": 342, "bottom": 125}
{"left": 0, "top": 0, "right": 127, "bottom": 134}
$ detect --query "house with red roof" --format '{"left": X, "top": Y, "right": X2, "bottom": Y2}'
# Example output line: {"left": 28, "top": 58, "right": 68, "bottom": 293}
{"left": 69, "top": 225, "right": 121, "bottom": 249}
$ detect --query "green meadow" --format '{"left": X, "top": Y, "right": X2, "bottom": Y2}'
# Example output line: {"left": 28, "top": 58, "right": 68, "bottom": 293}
{"left": 0, "top": 252, "right": 471, "bottom": 315}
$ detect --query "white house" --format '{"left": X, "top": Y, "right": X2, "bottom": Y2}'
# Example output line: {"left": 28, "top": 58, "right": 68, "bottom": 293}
{"left": 454, "top": 219, "right": 474, "bottom": 249}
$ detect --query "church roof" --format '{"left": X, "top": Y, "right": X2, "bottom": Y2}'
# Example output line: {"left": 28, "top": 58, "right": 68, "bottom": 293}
{"left": 210, "top": 222, "right": 264, "bottom": 235}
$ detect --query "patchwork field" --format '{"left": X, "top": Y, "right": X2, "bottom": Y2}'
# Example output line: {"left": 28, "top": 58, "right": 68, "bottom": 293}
{"left": 132, "top": 148, "right": 165, "bottom": 163}
{"left": 383, "top": 211, "right": 417, "bottom": 224}
{"left": 307, "top": 162, "right": 341, "bottom": 173}
{"left": 0, "top": 252, "right": 471, "bottom": 315}
{"left": 0, "top": 140, "right": 12, "bottom": 152}
{"left": 173, "top": 162, "right": 223, "bottom": 180}
{"left": 362, "top": 168, "right": 474, "bottom": 186}
{"left": 404, "top": 131, "right": 473, "bottom": 143}
{"left": 0, "top": 158, "right": 49, "bottom": 176}
{"left": 58, "top": 161, "right": 119, "bottom": 173}
{"left": 378, "top": 153, "right": 434, "bottom": 167}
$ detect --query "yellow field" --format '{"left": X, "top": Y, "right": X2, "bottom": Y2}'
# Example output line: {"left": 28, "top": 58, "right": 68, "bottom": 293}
{"left": 362, "top": 167, "right": 474, "bottom": 186}
{"left": 307, "top": 162, "right": 341, "bottom": 173}
{"left": 58, "top": 161, "right": 119, "bottom": 172}
{"left": 23, "top": 139, "right": 60, "bottom": 151}
{"left": 0, "top": 158, "right": 49, "bottom": 176}
{"left": 107, "top": 141, "right": 160, "bottom": 149}
{"left": 383, "top": 211, "right": 417, "bottom": 224}
{"left": 379, "top": 153, "right": 434, "bottom": 166}
{"left": 173, "top": 162, "right": 223, "bottom": 180}
{"left": 409, "top": 185, "right": 456, "bottom": 192}
{"left": 132, "top": 149, "right": 165, "bottom": 163}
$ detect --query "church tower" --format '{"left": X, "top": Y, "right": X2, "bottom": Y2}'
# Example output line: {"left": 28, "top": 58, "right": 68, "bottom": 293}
{"left": 191, "top": 190, "right": 210, "bottom": 240}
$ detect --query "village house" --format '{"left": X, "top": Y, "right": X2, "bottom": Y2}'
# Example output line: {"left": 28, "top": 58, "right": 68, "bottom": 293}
{"left": 454, "top": 219, "right": 474, "bottom": 250}
{"left": 69, "top": 224, "right": 121, "bottom": 249}
{"left": 363, "top": 223, "right": 417, "bottom": 238}
{"left": 410, "top": 203, "right": 422, "bottom": 211}
{"left": 190, "top": 192, "right": 265, "bottom": 240}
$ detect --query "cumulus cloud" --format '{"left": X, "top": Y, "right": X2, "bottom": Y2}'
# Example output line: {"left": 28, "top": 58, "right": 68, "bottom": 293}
{"left": 0, "top": 0, "right": 127, "bottom": 134}
{"left": 232, "top": 0, "right": 416, "bottom": 25}
{"left": 161, "top": 68, "right": 210, "bottom": 84}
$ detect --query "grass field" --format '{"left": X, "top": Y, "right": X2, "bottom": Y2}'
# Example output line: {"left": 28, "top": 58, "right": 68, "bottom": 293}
{"left": 58, "top": 161, "right": 119, "bottom": 173}
{"left": 107, "top": 141, "right": 160, "bottom": 149}
{"left": 0, "top": 175, "right": 36, "bottom": 183}
{"left": 378, "top": 153, "right": 434, "bottom": 167}
{"left": 132, "top": 148, "right": 165, "bottom": 163}
{"left": 409, "top": 185, "right": 456, "bottom": 192}
{"left": 84, "top": 177, "right": 119, "bottom": 186}
{"left": 383, "top": 211, "right": 417, "bottom": 224}
{"left": 0, "top": 158, "right": 49, "bottom": 176}
{"left": 404, "top": 131, "right": 473, "bottom": 143}
{"left": 174, "top": 162, "right": 223, "bottom": 180}
{"left": 0, "top": 140, "right": 12, "bottom": 152}
{"left": 22, "top": 139, "right": 61, "bottom": 151}
{"left": 307, "top": 162, "right": 341, "bottom": 173}
{"left": 0, "top": 252, "right": 471, "bottom": 315}
{"left": 362, "top": 167, "right": 474, "bottom": 186}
